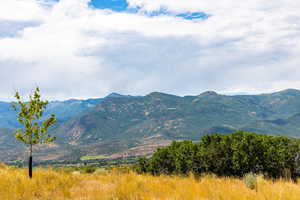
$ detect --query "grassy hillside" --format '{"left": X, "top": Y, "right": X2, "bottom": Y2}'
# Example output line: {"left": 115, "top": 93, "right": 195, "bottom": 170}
{"left": 3, "top": 89, "right": 300, "bottom": 162}
{"left": 0, "top": 164, "right": 300, "bottom": 200}
{"left": 54, "top": 89, "right": 300, "bottom": 145}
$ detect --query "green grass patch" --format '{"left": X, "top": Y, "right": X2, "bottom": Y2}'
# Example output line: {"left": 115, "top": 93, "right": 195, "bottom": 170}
{"left": 80, "top": 155, "right": 108, "bottom": 161}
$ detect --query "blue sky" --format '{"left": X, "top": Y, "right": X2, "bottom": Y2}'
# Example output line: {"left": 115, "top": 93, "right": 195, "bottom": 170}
{"left": 89, "top": 0, "right": 128, "bottom": 11}
{"left": 0, "top": 0, "right": 299, "bottom": 100}
{"left": 89, "top": 0, "right": 207, "bottom": 20}
{"left": 41, "top": 0, "right": 205, "bottom": 20}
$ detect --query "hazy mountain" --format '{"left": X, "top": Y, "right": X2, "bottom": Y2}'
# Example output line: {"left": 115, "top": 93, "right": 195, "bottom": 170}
{"left": 0, "top": 93, "right": 126, "bottom": 129}
{"left": 1, "top": 89, "right": 300, "bottom": 162}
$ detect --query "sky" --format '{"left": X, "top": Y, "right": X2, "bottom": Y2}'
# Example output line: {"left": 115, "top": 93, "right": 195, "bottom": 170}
{"left": 0, "top": 0, "right": 300, "bottom": 101}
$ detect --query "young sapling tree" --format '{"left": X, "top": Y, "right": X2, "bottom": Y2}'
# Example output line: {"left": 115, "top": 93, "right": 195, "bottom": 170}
{"left": 12, "top": 87, "right": 56, "bottom": 178}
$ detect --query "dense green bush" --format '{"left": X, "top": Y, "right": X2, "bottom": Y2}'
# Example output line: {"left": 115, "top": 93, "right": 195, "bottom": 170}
{"left": 135, "top": 131, "right": 300, "bottom": 179}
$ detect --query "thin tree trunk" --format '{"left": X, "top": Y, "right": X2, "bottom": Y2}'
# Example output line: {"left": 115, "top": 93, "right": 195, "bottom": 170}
{"left": 29, "top": 144, "right": 32, "bottom": 179}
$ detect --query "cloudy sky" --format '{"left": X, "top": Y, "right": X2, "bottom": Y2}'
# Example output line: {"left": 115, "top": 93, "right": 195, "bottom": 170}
{"left": 0, "top": 0, "right": 299, "bottom": 101}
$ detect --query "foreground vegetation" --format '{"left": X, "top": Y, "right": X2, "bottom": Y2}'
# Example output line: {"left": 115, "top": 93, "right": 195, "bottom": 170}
{"left": 1, "top": 164, "right": 300, "bottom": 200}
{"left": 136, "top": 131, "right": 300, "bottom": 179}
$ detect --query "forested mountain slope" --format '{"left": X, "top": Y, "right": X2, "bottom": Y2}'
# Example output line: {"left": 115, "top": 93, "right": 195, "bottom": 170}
{"left": 1, "top": 89, "right": 300, "bottom": 162}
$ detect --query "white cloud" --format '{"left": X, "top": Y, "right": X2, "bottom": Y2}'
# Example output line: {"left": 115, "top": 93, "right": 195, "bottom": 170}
{"left": 0, "top": 0, "right": 299, "bottom": 101}
{"left": 0, "top": 0, "right": 51, "bottom": 21}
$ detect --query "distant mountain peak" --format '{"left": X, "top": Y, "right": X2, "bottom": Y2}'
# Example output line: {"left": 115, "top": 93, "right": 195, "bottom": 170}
{"left": 148, "top": 92, "right": 166, "bottom": 96}
{"left": 147, "top": 92, "right": 179, "bottom": 98}
{"left": 271, "top": 89, "right": 300, "bottom": 96}
{"left": 280, "top": 88, "right": 300, "bottom": 93}
{"left": 199, "top": 91, "right": 219, "bottom": 97}
{"left": 105, "top": 93, "right": 124, "bottom": 98}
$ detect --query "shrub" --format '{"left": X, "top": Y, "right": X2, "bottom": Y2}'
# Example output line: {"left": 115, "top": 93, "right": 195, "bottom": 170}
{"left": 135, "top": 158, "right": 150, "bottom": 174}
{"left": 82, "top": 167, "right": 96, "bottom": 174}
{"left": 243, "top": 172, "right": 257, "bottom": 190}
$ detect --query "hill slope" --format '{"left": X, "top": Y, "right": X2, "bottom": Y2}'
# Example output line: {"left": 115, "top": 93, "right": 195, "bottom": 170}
{"left": 1, "top": 89, "right": 300, "bottom": 162}
{"left": 54, "top": 89, "right": 300, "bottom": 143}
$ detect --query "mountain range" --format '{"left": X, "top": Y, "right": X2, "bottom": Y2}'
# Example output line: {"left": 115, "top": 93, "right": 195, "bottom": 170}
{"left": 1, "top": 89, "right": 300, "bottom": 162}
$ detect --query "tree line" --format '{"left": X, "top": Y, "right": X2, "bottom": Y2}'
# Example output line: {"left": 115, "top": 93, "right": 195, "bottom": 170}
{"left": 135, "top": 131, "right": 300, "bottom": 179}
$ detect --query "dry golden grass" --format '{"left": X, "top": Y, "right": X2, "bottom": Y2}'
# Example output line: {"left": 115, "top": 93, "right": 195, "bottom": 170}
{"left": 1, "top": 164, "right": 300, "bottom": 200}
